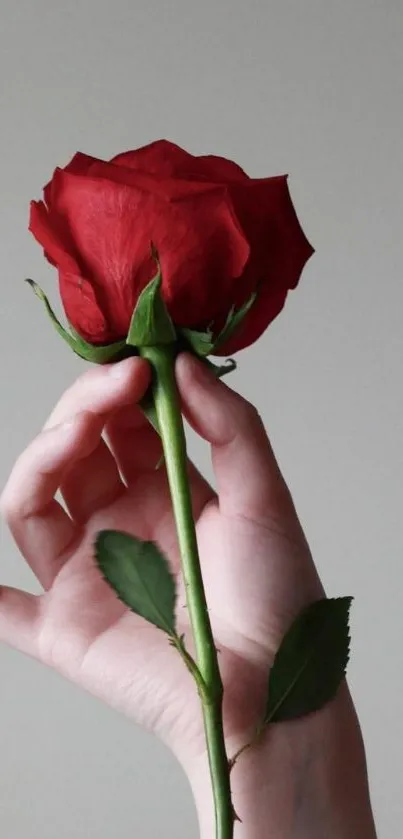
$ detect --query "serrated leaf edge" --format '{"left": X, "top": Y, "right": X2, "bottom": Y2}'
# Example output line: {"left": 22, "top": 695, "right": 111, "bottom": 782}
{"left": 265, "top": 596, "right": 353, "bottom": 724}
{"left": 94, "top": 531, "right": 177, "bottom": 636}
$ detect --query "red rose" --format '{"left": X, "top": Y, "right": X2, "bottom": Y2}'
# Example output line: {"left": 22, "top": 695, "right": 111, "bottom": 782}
{"left": 29, "top": 139, "right": 313, "bottom": 355}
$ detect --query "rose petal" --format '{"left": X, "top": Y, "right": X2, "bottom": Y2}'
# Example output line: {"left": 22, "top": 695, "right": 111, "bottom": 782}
{"left": 63, "top": 152, "right": 99, "bottom": 176}
{"left": 243, "top": 175, "right": 314, "bottom": 290}
{"left": 29, "top": 200, "right": 82, "bottom": 275}
{"left": 48, "top": 168, "right": 250, "bottom": 335}
{"left": 112, "top": 139, "right": 249, "bottom": 184}
{"left": 59, "top": 271, "right": 114, "bottom": 344}
{"left": 215, "top": 178, "right": 314, "bottom": 354}
{"left": 74, "top": 157, "right": 224, "bottom": 201}
{"left": 111, "top": 139, "right": 197, "bottom": 176}
{"left": 191, "top": 154, "right": 249, "bottom": 183}
{"left": 43, "top": 155, "right": 96, "bottom": 209}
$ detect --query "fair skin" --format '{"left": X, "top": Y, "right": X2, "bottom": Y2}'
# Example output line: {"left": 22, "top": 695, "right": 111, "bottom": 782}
{"left": 0, "top": 352, "right": 376, "bottom": 838}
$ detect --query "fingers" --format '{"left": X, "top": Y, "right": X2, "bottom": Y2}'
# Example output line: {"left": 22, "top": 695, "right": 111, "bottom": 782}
{"left": 0, "top": 411, "right": 104, "bottom": 587}
{"left": 105, "top": 402, "right": 163, "bottom": 483}
{"left": 1, "top": 357, "right": 157, "bottom": 589}
{"left": 0, "top": 586, "right": 40, "bottom": 656}
{"left": 44, "top": 357, "right": 152, "bottom": 520}
{"left": 44, "top": 357, "right": 150, "bottom": 428}
{"left": 175, "top": 353, "right": 295, "bottom": 525}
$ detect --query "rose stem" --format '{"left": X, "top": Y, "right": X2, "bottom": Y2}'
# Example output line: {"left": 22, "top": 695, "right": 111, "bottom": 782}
{"left": 139, "top": 344, "right": 234, "bottom": 839}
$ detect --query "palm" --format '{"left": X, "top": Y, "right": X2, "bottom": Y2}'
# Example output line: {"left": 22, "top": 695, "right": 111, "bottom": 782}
{"left": 1, "top": 356, "right": 322, "bottom": 769}
{"left": 39, "top": 469, "right": 318, "bottom": 764}
{"left": 40, "top": 467, "right": 212, "bottom": 761}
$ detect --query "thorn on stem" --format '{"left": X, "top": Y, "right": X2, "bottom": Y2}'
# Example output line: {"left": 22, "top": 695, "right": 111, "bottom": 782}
{"left": 232, "top": 804, "right": 242, "bottom": 823}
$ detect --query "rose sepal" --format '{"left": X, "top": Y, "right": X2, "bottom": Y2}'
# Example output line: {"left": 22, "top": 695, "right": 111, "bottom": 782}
{"left": 180, "top": 290, "right": 257, "bottom": 357}
{"left": 126, "top": 247, "right": 176, "bottom": 348}
{"left": 26, "top": 279, "right": 129, "bottom": 364}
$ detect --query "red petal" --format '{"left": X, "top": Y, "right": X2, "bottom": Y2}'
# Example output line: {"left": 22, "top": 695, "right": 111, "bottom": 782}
{"left": 29, "top": 201, "right": 82, "bottom": 275}
{"left": 243, "top": 175, "right": 314, "bottom": 289}
{"left": 77, "top": 156, "right": 222, "bottom": 201}
{"left": 192, "top": 154, "right": 249, "bottom": 183}
{"left": 43, "top": 154, "right": 97, "bottom": 209}
{"left": 111, "top": 139, "right": 249, "bottom": 183}
{"left": 111, "top": 140, "right": 197, "bottom": 176}
{"left": 43, "top": 180, "right": 53, "bottom": 210}
{"left": 64, "top": 152, "right": 100, "bottom": 175}
{"left": 48, "top": 168, "right": 250, "bottom": 334}
{"left": 215, "top": 177, "right": 314, "bottom": 354}
{"left": 59, "top": 271, "right": 114, "bottom": 344}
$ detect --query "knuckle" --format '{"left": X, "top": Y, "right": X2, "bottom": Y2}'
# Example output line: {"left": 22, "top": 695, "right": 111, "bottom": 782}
{"left": 236, "top": 397, "right": 262, "bottom": 430}
{"left": 60, "top": 375, "right": 90, "bottom": 407}
{"left": 45, "top": 368, "right": 100, "bottom": 427}
{"left": 0, "top": 433, "right": 45, "bottom": 521}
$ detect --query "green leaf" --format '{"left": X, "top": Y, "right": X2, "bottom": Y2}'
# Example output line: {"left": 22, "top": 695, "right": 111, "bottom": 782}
{"left": 212, "top": 291, "right": 257, "bottom": 353}
{"left": 126, "top": 248, "right": 176, "bottom": 347}
{"left": 264, "top": 597, "right": 352, "bottom": 723}
{"left": 95, "top": 530, "right": 176, "bottom": 635}
{"left": 26, "top": 280, "right": 127, "bottom": 364}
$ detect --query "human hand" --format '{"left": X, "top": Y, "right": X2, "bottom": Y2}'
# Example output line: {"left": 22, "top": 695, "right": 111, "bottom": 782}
{"left": 0, "top": 353, "right": 376, "bottom": 837}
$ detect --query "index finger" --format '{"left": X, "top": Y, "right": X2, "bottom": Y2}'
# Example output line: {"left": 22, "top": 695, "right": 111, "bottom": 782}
{"left": 44, "top": 356, "right": 151, "bottom": 429}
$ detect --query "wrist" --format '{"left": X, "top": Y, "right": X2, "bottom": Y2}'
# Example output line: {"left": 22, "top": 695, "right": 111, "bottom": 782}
{"left": 187, "top": 684, "right": 376, "bottom": 838}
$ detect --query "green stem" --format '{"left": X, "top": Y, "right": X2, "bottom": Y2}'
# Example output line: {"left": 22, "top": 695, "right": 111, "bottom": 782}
{"left": 140, "top": 344, "right": 234, "bottom": 839}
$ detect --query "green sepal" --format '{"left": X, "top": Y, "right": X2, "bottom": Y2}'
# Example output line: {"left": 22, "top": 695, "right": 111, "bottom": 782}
{"left": 179, "top": 292, "right": 257, "bottom": 359}
{"left": 204, "top": 357, "right": 237, "bottom": 379}
{"left": 126, "top": 247, "right": 176, "bottom": 348}
{"left": 138, "top": 388, "right": 160, "bottom": 434}
{"left": 211, "top": 291, "right": 257, "bottom": 353}
{"left": 26, "top": 280, "right": 128, "bottom": 364}
{"left": 95, "top": 530, "right": 177, "bottom": 635}
{"left": 137, "top": 390, "right": 165, "bottom": 469}
{"left": 180, "top": 325, "right": 215, "bottom": 357}
{"left": 264, "top": 597, "right": 353, "bottom": 724}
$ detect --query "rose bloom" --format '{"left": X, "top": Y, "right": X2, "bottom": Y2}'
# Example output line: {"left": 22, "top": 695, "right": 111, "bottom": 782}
{"left": 29, "top": 139, "right": 313, "bottom": 355}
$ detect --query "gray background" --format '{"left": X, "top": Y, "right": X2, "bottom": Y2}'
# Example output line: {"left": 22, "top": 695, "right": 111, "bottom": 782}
{"left": 0, "top": 0, "right": 402, "bottom": 836}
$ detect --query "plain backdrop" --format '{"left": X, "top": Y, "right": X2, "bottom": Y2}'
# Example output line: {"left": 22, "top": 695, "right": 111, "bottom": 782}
{"left": 0, "top": 1, "right": 402, "bottom": 836}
